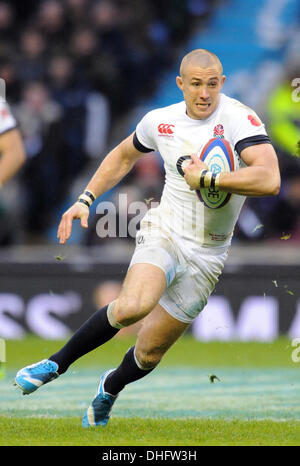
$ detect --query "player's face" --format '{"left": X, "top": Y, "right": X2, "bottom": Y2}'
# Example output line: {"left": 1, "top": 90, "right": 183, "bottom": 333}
{"left": 176, "top": 65, "right": 225, "bottom": 120}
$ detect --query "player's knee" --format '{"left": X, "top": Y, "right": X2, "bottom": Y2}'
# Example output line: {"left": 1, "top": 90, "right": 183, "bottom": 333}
{"left": 114, "top": 297, "right": 152, "bottom": 326}
{"left": 114, "top": 298, "right": 139, "bottom": 326}
{"left": 134, "top": 347, "right": 162, "bottom": 369}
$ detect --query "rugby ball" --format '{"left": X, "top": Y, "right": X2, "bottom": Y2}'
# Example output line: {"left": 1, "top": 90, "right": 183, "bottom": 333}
{"left": 196, "top": 137, "right": 234, "bottom": 209}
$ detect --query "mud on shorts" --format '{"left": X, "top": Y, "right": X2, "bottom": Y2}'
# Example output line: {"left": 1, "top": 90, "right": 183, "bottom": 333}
{"left": 129, "top": 222, "right": 228, "bottom": 323}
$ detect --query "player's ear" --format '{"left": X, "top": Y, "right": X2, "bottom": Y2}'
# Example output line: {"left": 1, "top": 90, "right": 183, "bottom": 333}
{"left": 220, "top": 75, "right": 226, "bottom": 89}
{"left": 176, "top": 75, "right": 183, "bottom": 91}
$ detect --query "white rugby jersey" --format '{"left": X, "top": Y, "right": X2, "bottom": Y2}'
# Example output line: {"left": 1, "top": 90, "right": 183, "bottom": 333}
{"left": 134, "top": 93, "right": 271, "bottom": 248}
{"left": 0, "top": 101, "right": 17, "bottom": 135}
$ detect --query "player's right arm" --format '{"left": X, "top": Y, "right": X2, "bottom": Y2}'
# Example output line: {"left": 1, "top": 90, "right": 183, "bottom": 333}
{"left": 0, "top": 128, "right": 26, "bottom": 186}
{"left": 57, "top": 133, "right": 145, "bottom": 244}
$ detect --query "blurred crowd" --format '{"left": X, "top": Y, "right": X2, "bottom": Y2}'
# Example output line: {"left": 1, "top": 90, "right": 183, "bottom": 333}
{"left": 0, "top": 0, "right": 299, "bottom": 247}
{"left": 0, "top": 0, "right": 214, "bottom": 245}
{"left": 236, "top": 60, "right": 300, "bottom": 244}
{"left": 1, "top": 0, "right": 209, "bottom": 113}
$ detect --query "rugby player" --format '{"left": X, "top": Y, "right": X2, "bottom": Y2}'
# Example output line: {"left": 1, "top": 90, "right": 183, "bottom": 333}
{"left": 15, "top": 49, "right": 280, "bottom": 427}
{"left": 0, "top": 101, "right": 25, "bottom": 188}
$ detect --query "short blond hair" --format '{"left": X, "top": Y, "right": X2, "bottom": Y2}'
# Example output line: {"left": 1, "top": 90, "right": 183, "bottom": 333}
{"left": 180, "top": 49, "right": 223, "bottom": 76}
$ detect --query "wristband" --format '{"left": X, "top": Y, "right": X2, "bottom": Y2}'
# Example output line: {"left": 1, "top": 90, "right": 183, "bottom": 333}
{"left": 199, "top": 170, "right": 220, "bottom": 190}
{"left": 211, "top": 173, "right": 217, "bottom": 190}
{"left": 77, "top": 190, "right": 96, "bottom": 208}
{"left": 77, "top": 198, "right": 90, "bottom": 208}
{"left": 199, "top": 169, "right": 208, "bottom": 188}
{"left": 84, "top": 190, "right": 96, "bottom": 202}
{"left": 214, "top": 173, "right": 220, "bottom": 189}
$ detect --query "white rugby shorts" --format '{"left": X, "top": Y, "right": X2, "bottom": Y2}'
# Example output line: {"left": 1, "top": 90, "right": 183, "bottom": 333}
{"left": 129, "top": 221, "right": 228, "bottom": 323}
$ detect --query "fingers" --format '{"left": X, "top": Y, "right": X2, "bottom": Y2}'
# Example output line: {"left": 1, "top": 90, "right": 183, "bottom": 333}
{"left": 57, "top": 213, "right": 73, "bottom": 244}
{"left": 57, "top": 203, "right": 90, "bottom": 244}
{"left": 183, "top": 154, "right": 198, "bottom": 173}
{"left": 81, "top": 214, "right": 88, "bottom": 229}
{"left": 190, "top": 153, "right": 198, "bottom": 163}
{"left": 57, "top": 219, "right": 63, "bottom": 244}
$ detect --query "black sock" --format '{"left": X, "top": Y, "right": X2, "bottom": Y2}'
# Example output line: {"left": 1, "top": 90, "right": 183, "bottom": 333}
{"left": 104, "top": 346, "right": 156, "bottom": 396}
{"left": 49, "top": 305, "right": 119, "bottom": 374}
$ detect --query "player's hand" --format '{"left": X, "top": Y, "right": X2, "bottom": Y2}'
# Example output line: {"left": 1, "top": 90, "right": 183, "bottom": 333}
{"left": 183, "top": 153, "right": 208, "bottom": 190}
{"left": 57, "top": 202, "right": 89, "bottom": 244}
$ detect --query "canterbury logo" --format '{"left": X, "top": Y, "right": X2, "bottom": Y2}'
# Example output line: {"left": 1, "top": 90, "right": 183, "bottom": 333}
{"left": 158, "top": 123, "right": 175, "bottom": 134}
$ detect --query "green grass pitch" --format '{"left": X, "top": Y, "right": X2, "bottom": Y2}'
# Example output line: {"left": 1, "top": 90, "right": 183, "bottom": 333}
{"left": 0, "top": 336, "right": 299, "bottom": 446}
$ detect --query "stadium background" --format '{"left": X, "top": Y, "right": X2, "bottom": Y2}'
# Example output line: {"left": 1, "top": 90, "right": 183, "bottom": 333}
{"left": 0, "top": 0, "right": 299, "bottom": 341}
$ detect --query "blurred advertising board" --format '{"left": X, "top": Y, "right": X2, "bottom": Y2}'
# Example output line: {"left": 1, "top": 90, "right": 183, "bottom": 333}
{"left": 0, "top": 256, "right": 299, "bottom": 341}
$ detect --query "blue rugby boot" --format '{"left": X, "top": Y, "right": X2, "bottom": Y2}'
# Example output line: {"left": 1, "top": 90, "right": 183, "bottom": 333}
{"left": 82, "top": 369, "right": 118, "bottom": 427}
{"left": 14, "top": 359, "right": 59, "bottom": 395}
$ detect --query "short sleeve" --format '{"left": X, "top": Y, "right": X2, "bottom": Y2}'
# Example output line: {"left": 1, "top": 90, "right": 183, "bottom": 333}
{"left": 134, "top": 111, "right": 158, "bottom": 153}
{"left": 230, "top": 103, "right": 271, "bottom": 156}
{"left": 0, "top": 102, "right": 17, "bottom": 135}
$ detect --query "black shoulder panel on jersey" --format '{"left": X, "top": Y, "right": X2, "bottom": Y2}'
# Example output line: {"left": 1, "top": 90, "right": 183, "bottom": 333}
{"left": 235, "top": 135, "right": 271, "bottom": 156}
{"left": 133, "top": 132, "right": 154, "bottom": 153}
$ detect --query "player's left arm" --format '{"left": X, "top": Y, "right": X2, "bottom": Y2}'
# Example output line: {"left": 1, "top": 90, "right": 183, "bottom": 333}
{"left": 184, "top": 143, "right": 281, "bottom": 197}
{"left": 0, "top": 128, "right": 26, "bottom": 187}
{"left": 218, "top": 143, "right": 281, "bottom": 196}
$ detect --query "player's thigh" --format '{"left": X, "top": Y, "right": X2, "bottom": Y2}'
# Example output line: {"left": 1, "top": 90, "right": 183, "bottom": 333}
{"left": 135, "top": 303, "right": 190, "bottom": 368}
{"left": 114, "top": 263, "right": 167, "bottom": 325}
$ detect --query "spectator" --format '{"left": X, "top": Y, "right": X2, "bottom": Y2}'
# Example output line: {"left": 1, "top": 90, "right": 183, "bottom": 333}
{"left": 47, "top": 54, "right": 110, "bottom": 167}
{"left": 266, "top": 63, "right": 300, "bottom": 176}
{"left": 64, "top": 0, "right": 90, "bottom": 28}
{"left": 260, "top": 61, "right": 300, "bottom": 240}
{"left": 14, "top": 81, "right": 66, "bottom": 240}
{"left": 68, "top": 27, "right": 99, "bottom": 84}
{"left": 0, "top": 2, "right": 15, "bottom": 43}
{"left": 34, "top": 0, "right": 69, "bottom": 51}
{"left": 16, "top": 28, "right": 47, "bottom": 82}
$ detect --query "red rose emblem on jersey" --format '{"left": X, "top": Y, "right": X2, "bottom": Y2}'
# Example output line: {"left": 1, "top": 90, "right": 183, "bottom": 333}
{"left": 214, "top": 125, "right": 224, "bottom": 136}
{"left": 213, "top": 124, "right": 224, "bottom": 138}
{"left": 248, "top": 114, "right": 261, "bottom": 126}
